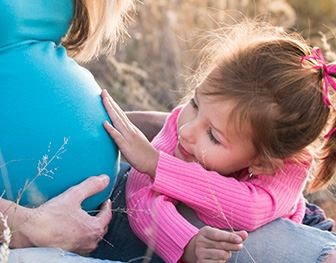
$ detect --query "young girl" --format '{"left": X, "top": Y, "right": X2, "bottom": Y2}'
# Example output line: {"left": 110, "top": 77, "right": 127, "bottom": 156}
{"left": 0, "top": 0, "right": 132, "bottom": 255}
{"left": 102, "top": 20, "right": 336, "bottom": 262}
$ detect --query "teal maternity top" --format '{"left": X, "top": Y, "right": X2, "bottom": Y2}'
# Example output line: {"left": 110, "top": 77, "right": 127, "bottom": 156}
{"left": 0, "top": 0, "right": 120, "bottom": 211}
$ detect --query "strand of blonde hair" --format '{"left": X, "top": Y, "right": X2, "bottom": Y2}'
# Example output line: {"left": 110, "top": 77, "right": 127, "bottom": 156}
{"left": 63, "top": 0, "right": 135, "bottom": 63}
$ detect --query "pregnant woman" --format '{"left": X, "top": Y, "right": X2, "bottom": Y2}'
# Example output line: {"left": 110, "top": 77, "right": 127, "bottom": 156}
{"left": 0, "top": 0, "right": 133, "bottom": 254}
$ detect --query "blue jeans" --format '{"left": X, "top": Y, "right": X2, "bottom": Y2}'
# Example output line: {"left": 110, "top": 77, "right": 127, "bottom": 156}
{"left": 6, "top": 163, "right": 336, "bottom": 262}
{"left": 7, "top": 247, "right": 123, "bottom": 263}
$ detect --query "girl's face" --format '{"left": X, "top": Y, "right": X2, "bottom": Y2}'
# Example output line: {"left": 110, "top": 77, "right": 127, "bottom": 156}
{"left": 175, "top": 85, "right": 259, "bottom": 176}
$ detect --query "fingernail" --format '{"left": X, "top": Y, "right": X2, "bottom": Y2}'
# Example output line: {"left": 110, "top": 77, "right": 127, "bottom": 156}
{"left": 234, "top": 235, "right": 242, "bottom": 243}
{"left": 99, "top": 174, "right": 110, "bottom": 184}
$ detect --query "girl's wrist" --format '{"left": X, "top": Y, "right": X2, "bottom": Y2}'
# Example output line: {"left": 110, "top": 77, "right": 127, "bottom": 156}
{"left": 181, "top": 235, "right": 196, "bottom": 263}
{"left": 147, "top": 149, "right": 160, "bottom": 179}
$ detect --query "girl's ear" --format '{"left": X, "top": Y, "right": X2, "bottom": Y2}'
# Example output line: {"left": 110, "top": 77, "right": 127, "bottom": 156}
{"left": 248, "top": 158, "right": 283, "bottom": 175}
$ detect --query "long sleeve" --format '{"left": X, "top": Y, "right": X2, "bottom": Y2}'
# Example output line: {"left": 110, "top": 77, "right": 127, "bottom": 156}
{"left": 288, "top": 194, "right": 306, "bottom": 223}
{"left": 126, "top": 171, "right": 199, "bottom": 263}
{"left": 126, "top": 107, "right": 310, "bottom": 262}
{"left": 153, "top": 152, "right": 309, "bottom": 231}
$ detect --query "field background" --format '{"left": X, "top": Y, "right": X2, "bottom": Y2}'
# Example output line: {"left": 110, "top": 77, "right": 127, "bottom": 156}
{"left": 86, "top": 0, "right": 336, "bottom": 227}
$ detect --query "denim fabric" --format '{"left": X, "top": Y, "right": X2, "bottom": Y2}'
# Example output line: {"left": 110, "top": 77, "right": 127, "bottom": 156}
{"left": 6, "top": 247, "right": 123, "bottom": 263}
{"left": 176, "top": 202, "right": 336, "bottom": 263}
{"left": 228, "top": 219, "right": 336, "bottom": 263}
{"left": 92, "top": 163, "right": 336, "bottom": 263}
{"left": 6, "top": 163, "right": 336, "bottom": 262}
{"left": 303, "top": 199, "right": 335, "bottom": 232}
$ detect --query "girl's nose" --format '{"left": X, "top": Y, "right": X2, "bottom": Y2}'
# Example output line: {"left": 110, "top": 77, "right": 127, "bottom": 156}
{"left": 179, "top": 121, "right": 197, "bottom": 144}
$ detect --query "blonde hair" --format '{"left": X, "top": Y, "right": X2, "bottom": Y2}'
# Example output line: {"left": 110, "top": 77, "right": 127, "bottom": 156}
{"left": 62, "top": 0, "right": 135, "bottom": 63}
{"left": 192, "top": 20, "right": 336, "bottom": 192}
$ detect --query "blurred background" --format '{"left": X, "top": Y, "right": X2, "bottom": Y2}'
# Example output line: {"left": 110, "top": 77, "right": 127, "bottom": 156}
{"left": 86, "top": 0, "right": 336, "bottom": 226}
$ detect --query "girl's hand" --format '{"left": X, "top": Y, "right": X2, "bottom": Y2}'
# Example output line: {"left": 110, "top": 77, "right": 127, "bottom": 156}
{"left": 182, "top": 226, "right": 248, "bottom": 263}
{"left": 8, "top": 175, "right": 112, "bottom": 255}
{"left": 101, "top": 90, "right": 159, "bottom": 178}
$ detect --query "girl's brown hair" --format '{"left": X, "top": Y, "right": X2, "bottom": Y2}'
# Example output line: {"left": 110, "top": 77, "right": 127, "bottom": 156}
{"left": 195, "top": 20, "right": 336, "bottom": 192}
{"left": 62, "top": 0, "right": 135, "bottom": 63}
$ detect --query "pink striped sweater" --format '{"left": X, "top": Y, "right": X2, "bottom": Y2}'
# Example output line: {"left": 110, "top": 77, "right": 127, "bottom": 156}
{"left": 126, "top": 106, "right": 311, "bottom": 263}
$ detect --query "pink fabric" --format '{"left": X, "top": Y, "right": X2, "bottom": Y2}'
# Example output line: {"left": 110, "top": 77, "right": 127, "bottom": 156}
{"left": 126, "top": 106, "right": 311, "bottom": 263}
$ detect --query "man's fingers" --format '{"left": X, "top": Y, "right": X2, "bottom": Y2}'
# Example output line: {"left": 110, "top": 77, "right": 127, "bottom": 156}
{"left": 67, "top": 175, "right": 110, "bottom": 203}
{"left": 95, "top": 199, "right": 112, "bottom": 235}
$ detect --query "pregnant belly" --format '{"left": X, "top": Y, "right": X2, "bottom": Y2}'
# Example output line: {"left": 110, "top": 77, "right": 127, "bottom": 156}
{"left": 0, "top": 41, "right": 119, "bottom": 211}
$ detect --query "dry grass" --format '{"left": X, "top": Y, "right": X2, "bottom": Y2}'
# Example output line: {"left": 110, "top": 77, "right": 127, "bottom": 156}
{"left": 87, "top": 0, "right": 336, "bottom": 112}
{"left": 0, "top": 213, "right": 11, "bottom": 263}
{"left": 87, "top": 0, "right": 301, "bottom": 111}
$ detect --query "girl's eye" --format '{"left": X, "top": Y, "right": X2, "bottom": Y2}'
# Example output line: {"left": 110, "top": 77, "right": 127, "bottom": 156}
{"left": 207, "top": 129, "right": 220, "bottom": 144}
{"left": 190, "top": 98, "right": 198, "bottom": 110}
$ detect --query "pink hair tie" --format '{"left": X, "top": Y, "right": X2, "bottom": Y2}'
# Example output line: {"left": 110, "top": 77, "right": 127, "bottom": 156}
{"left": 301, "top": 47, "right": 336, "bottom": 138}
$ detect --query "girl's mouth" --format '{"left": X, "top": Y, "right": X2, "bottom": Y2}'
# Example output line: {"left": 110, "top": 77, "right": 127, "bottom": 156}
{"left": 177, "top": 142, "right": 193, "bottom": 158}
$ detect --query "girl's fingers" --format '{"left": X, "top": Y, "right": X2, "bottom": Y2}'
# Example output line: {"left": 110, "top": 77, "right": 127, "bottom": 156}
{"left": 101, "top": 90, "right": 122, "bottom": 121}
{"left": 197, "top": 227, "right": 245, "bottom": 252}
{"left": 102, "top": 97, "right": 127, "bottom": 132}
{"left": 103, "top": 121, "right": 126, "bottom": 148}
{"left": 196, "top": 248, "right": 232, "bottom": 262}
{"left": 103, "top": 89, "right": 114, "bottom": 104}
{"left": 236, "top": 230, "right": 248, "bottom": 242}
{"left": 102, "top": 95, "right": 132, "bottom": 134}
{"left": 200, "top": 226, "right": 243, "bottom": 243}
{"left": 103, "top": 120, "right": 116, "bottom": 135}
{"left": 101, "top": 89, "right": 114, "bottom": 105}
{"left": 101, "top": 89, "right": 108, "bottom": 98}
{"left": 199, "top": 238, "right": 244, "bottom": 251}
{"left": 102, "top": 90, "right": 128, "bottom": 122}
{"left": 204, "top": 248, "right": 232, "bottom": 260}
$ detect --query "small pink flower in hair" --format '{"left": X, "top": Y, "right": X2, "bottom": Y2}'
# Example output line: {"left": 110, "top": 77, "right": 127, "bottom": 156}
{"left": 301, "top": 47, "right": 336, "bottom": 138}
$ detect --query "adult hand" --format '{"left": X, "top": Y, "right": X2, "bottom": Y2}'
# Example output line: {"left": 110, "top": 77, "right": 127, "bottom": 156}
{"left": 102, "top": 89, "right": 159, "bottom": 178}
{"left": 182, "top": 226, "right": 248, "bottom": 263}
{"left": 8, "top": 175, "right": 112, "bottom": 255}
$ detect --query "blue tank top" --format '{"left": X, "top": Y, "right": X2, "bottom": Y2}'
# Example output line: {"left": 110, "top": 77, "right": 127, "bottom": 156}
{"left": 0, "top": 0, "right": 120, "bottom": 212}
